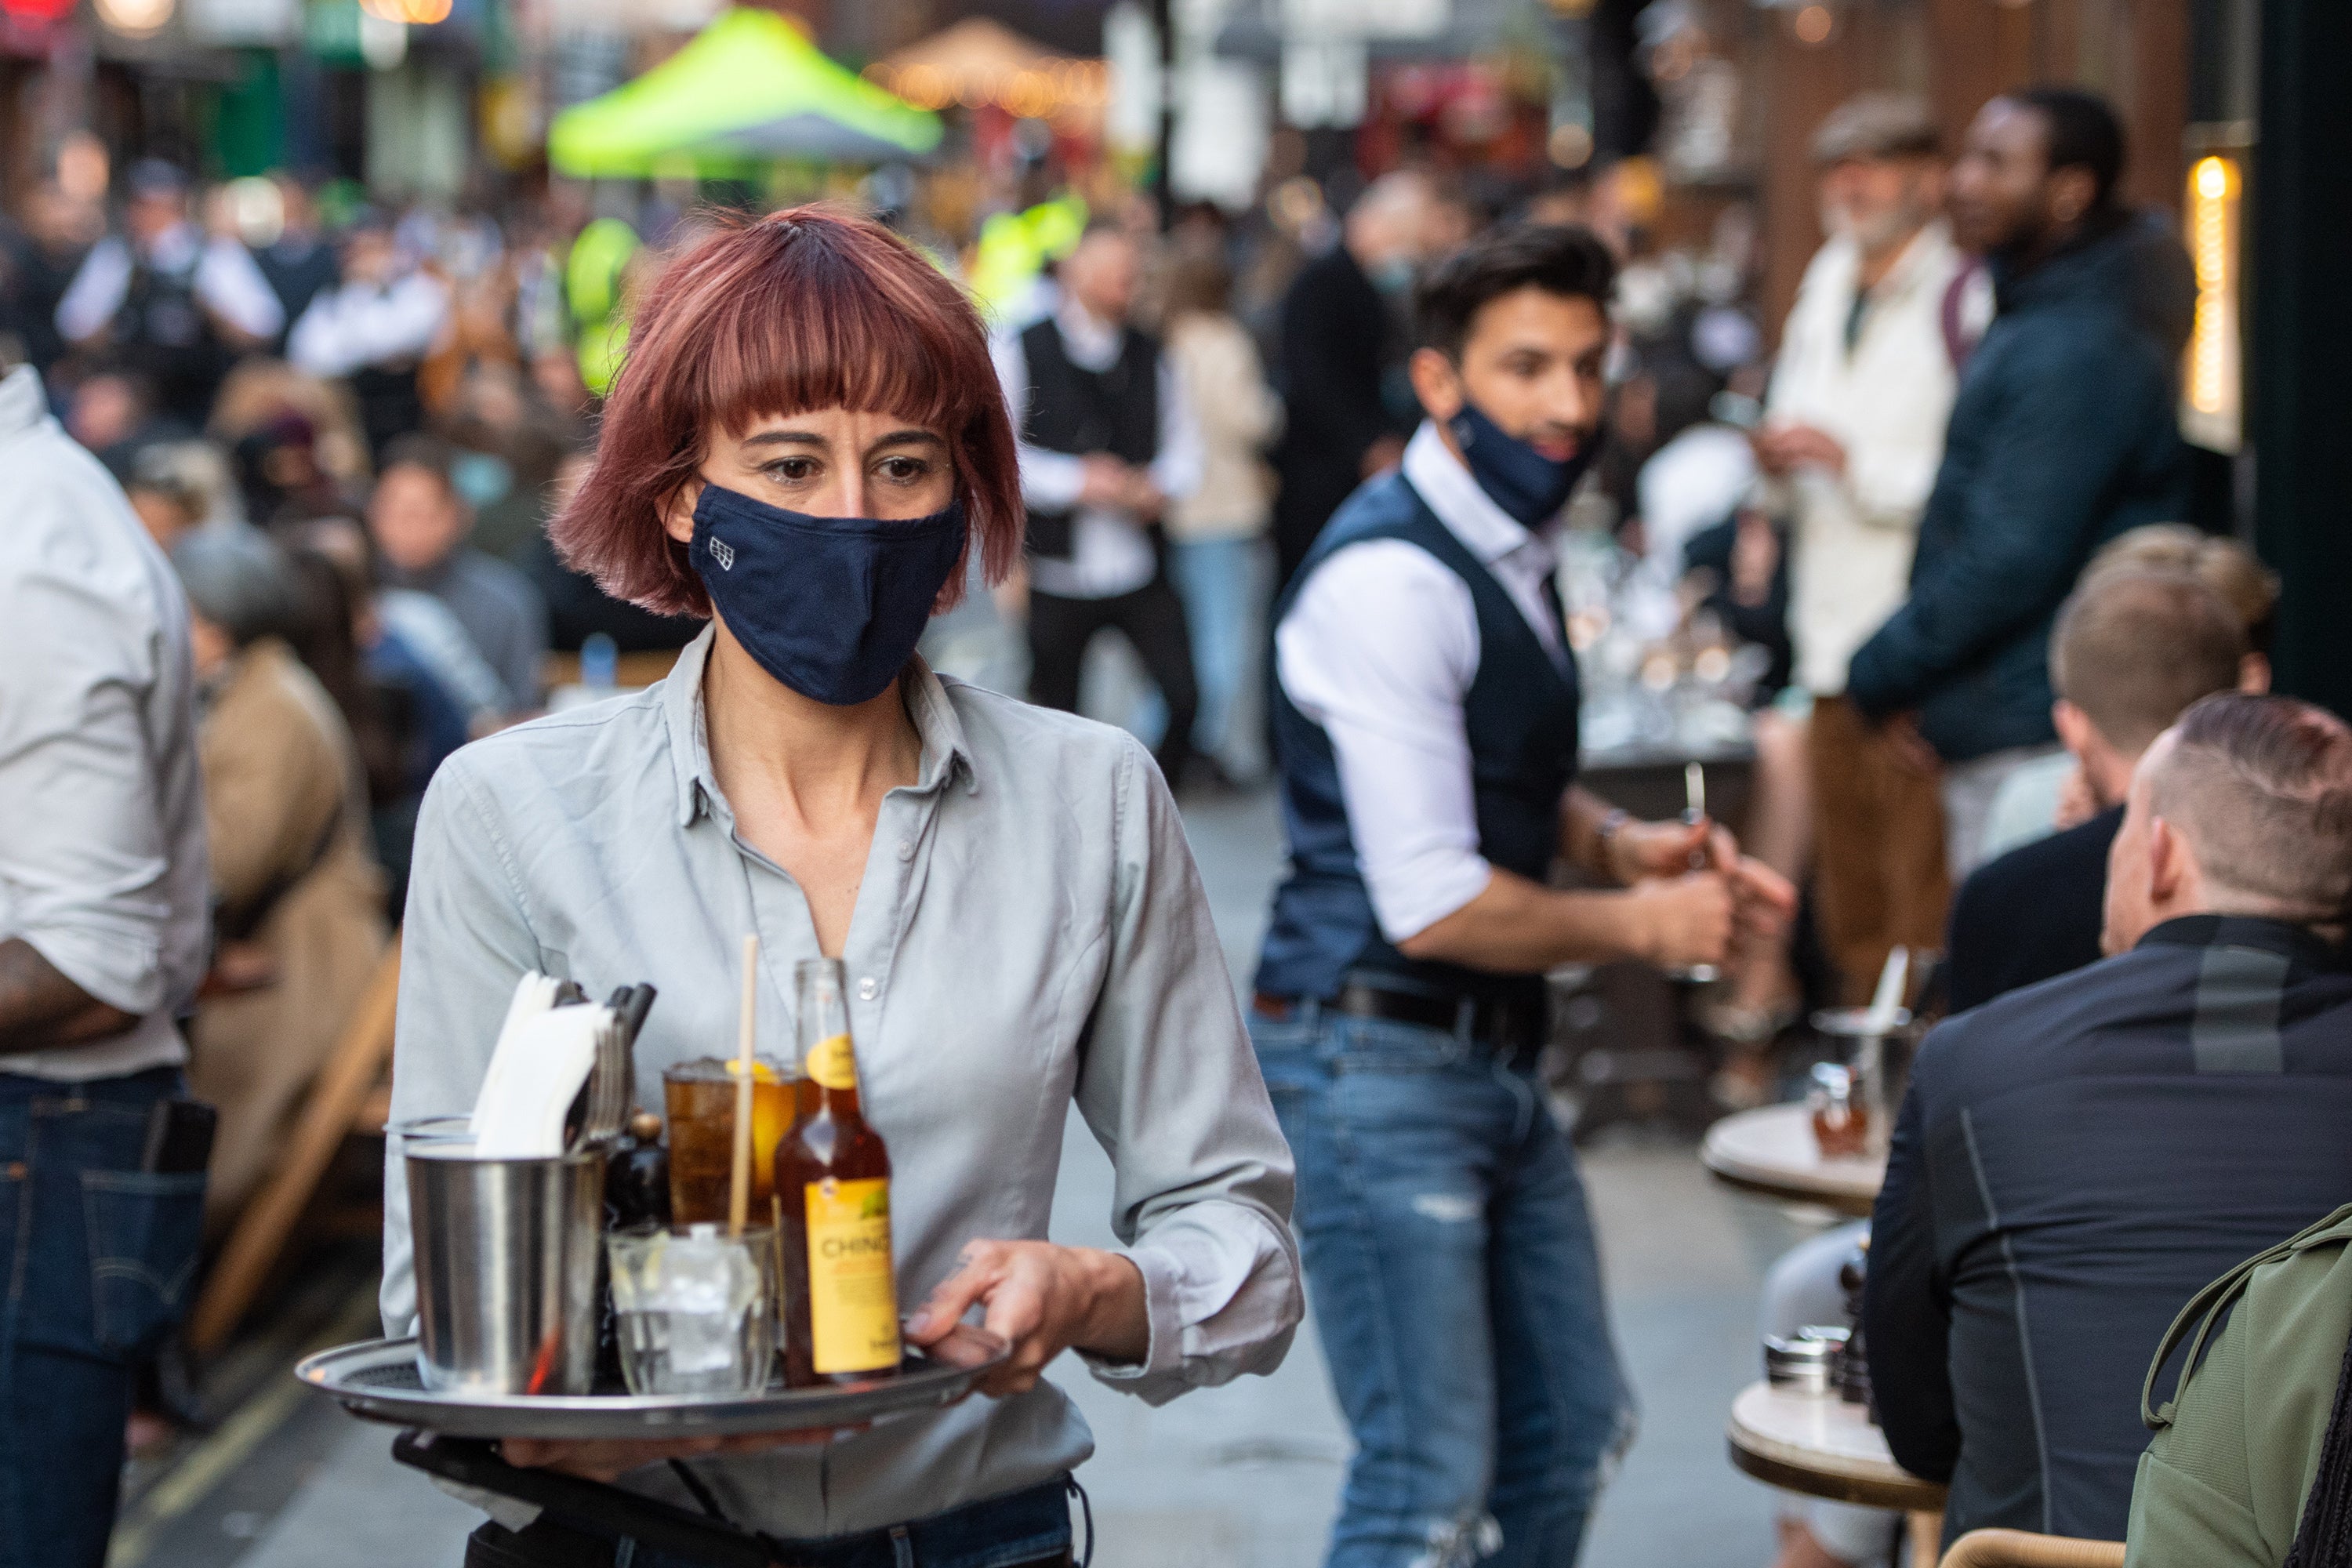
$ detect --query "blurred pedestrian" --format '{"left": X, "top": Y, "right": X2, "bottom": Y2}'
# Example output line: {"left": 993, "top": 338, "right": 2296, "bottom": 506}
{"left": 1269, "top": 171, "right": 1437, "bottom": 588}
{"left": 1, "top": 182, "right": 97, "bottom": 377}
{"left": 1846, "top": 89, "right": 2187, "bottom": 877}
{"left": 55, "top": 160, "right": 282, "bottom": 427}
{"left": 993, "top": 222, "right": 1203, "bottom": 786}
{"left": 0, "top": 354, "right": 210, "bottom": 1568}
{"left": 365, "top": 433, "right": 546, "bottom": 716}
{"left": 252, "top": 175, "right": 339, "bottom": 351}
{"left": 289, "top": 208, "right": 449, "bottom": 463}
{"left": 1161, "top": 250, "right": 1282, "bottom": 785}
{"left": 1762, "top": 93, "right": 1967, "bottom": 1015}
{"left": 172, "top": 530, "right": 388, "bottom": 1225}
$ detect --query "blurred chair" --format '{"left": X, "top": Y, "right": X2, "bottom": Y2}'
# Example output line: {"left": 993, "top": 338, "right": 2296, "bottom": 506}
{"left": 185, "top": 937, "right": 402, "bottom": 1356}
{"left": 1940, "top": 1530, "right": 2125, "bottom": 1568}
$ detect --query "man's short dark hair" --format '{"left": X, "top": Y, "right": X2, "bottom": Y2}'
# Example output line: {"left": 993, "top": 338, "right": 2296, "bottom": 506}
{"left": 2008, "top": 86, "right": 2127, "bottom": 211}
{"left": 2149, "top": 694, "right": 2352, "bottom": 926}
{"left": 378, "top": 432, "right": 459, "bottom": 495}
{"left": 2050, "top": 568, "right": 2247, "bottom": 755}
{"left": 1414, "top": 223, "right": 1616, "bottom": 359}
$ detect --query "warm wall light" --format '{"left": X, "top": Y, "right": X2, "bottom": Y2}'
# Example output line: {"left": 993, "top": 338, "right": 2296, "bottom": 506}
{"left": 360, "top": 0, "right": 448, "bottom": 25}
{"left": 1791, "top": 4, "right": 1835, "bottom": 44}
{"left": 95, "top": 0, "right": 172, "bottom": 37}
{"left": 2181, "top": 153, "right": 2242, "bottom": 452}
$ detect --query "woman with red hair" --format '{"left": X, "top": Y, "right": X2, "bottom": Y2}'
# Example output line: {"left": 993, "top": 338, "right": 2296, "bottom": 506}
{"left": 379, "top": 208, "right": 1301, "bottom": 1566}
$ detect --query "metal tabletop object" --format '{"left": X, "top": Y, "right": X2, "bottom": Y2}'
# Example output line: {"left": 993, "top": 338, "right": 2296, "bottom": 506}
{"left": 1701, "top": 1103, "right": 1886, "bottom": 1216}
{"left": 296, "top": 1330, "right": 1008, "bottom": 1440}
{"left": 1726, "top": 1380, "right": 1947, "bottom": 1512}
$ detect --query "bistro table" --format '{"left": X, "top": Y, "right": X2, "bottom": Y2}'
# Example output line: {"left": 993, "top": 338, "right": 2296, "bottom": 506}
{"left": 1701, "top": 1102, "right": 1886, "bottom": 1216}
{"left": 1728, "top": 1379, "right": 1947, "bottom": 1562}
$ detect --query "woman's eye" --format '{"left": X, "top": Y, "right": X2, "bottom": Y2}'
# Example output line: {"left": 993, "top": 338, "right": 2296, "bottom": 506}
{"left": 766, "top": 458, "right": 818, "bottom": 482}
{"left": 878, "top": 457, "right": 928, "bottom": 482}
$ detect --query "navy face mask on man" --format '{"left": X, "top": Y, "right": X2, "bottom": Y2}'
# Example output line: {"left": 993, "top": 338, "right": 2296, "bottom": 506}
{"left": 689, "top": 482, "right": 967, "bottom": 707}
{"left": 1446, "top": 398, "right": 1600, "bottom": 528}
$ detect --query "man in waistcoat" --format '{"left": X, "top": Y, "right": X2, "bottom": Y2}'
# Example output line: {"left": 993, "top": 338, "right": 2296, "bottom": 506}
{"left": 54, "top": 160, "right": 281, "bottom": 429}
{"left": 992, "top": 223, "right": 1202, "bottom": 786}
{"left": 1250, "top": 224, "right": 1794, "bottom": 1568}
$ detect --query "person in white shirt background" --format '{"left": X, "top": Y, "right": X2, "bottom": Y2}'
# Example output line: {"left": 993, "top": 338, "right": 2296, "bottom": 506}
{"left": 0, "top": 354, "right": 212, "bottom": 1568}
{"left": 54, "top": 158, "right": 284, "bottom": 429}
{"left": 991, "top": 223, "right": 1204, "bottom": 787}
{"left": 1250, "top": 223, "right": 1794, "bottom": 1568}
{"left": 1754, "top": 94, "right": 1976, "bottom": 1020}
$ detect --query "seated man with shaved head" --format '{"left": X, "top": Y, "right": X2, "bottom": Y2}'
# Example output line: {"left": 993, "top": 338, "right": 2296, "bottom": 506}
{"left": 1865, "top": 691, "right": 2352, "bottom": 1548}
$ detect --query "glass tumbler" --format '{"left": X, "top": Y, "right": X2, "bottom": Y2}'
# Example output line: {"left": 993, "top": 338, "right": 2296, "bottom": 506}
{"left": 604, "top": 1222, "right": 779, "bottom": 1396}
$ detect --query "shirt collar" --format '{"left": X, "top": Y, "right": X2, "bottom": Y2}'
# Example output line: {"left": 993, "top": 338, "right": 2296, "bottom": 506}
{"left": 0, "top": 365, "right": 45, "bottom": 444}
{"left": 1054, "top": 299, "right": 1124, "bottom": 372}
{"left": 2135, "top": 913, "right": 2347, "bottom": 972}
{"left": 662, "top": 625, "right": 978, "bottom": 829}
{"left": 1399, "top": 419, "right": 1548, "bottom": 567}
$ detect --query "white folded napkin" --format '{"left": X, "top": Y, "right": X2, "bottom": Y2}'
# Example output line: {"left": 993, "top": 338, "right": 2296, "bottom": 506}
{"left": 470, "top": 977, "right": 612, "bottom": 1159}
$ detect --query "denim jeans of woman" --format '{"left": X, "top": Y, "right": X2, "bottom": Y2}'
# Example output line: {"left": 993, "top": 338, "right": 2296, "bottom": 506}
{"left": 1252, "top": 1009, "right": 1635, "bottom": 1568}
{"left": 1165, "top": 535, "right": 1271, "bottom": 782}
{"left": 0, "top": 1066, "right": 203, "bottom": 1568}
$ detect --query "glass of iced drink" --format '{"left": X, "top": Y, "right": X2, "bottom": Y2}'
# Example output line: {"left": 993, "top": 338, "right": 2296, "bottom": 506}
{"left": 605, "top": 1222, "right": 779, "bottom": 1396}
{"left": 662, "top": 1057, "right": 794, "bottom": 1225}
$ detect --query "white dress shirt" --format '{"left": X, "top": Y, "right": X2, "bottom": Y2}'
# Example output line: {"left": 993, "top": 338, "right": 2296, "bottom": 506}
{"left": 0, "top": 366, "right": 210, "bottom": 1080}
{"left": 1275, "top": 422, "right": 1567, "bottom": 945}
{"left": 991, "top": 301, "right": 1201, "bottom": 600}
{"left": 288, "top": 270, "right": 452, "bottom": 378}
{"left": 56, "top": 225, "right": 286, "bottom": 344}
{"left": 1765, "top": 223, "right": 1965, "bottom": 695}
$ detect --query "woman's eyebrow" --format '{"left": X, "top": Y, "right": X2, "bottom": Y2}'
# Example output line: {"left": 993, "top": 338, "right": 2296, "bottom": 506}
{"left": 871, "top": 430, "right": 948, "bottom": 450}
{"left": 741, "top": 429, "right": 827, "bottom": 448}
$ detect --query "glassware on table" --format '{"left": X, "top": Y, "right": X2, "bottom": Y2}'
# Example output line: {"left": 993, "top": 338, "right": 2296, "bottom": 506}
{"left": 663, "top": 1056, "right": 795, "bottom": 1225}
{"left": 1808, "top": 1062, "right": 1871, "bottom": 1159}
{"left": 604, "top": 1222, "right": 779, "bottom": 1396}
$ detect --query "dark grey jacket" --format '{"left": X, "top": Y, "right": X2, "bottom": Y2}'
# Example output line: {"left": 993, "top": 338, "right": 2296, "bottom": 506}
{"left": 1846, "top": 216, "right": 2186, "bottom": 761}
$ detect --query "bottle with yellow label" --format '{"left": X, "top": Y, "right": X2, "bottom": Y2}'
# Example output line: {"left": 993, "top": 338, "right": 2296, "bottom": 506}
{"left": 779, "top": 957, "right": 901, "bottom": 1386}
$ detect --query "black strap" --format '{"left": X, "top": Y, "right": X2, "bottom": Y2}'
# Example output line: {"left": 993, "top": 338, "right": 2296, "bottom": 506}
{"left": 214, "top": 797, "right": 345, "bottom": 944}
{"left": 2288, "top": 1325, "right": 2352, "bottom": 1568}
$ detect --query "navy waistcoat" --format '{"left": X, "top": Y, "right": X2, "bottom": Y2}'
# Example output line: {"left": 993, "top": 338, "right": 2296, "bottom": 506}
{"left": 1254, "top": 472, "right": 1580, "bottom": 1009}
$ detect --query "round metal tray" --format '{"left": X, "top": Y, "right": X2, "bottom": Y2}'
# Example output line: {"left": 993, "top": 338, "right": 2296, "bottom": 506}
{"left": 295, "top": 1330, "right": 1008, "bottom": 1439}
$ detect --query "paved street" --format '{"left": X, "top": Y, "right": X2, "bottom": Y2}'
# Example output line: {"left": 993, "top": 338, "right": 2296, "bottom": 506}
{"left": 130, "top": 785, "right": 1819, "bottom": 1568}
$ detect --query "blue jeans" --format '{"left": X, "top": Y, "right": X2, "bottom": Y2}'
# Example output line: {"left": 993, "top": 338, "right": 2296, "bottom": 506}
{"left": 1252, "top": 1009, "right": 1634, "bottom": 1568}
{"left": 1165, "top": 535, "right": 1271, "bottom": 780}
{"left": 0, "top": 1067, "right": 202, "bottom": 1568}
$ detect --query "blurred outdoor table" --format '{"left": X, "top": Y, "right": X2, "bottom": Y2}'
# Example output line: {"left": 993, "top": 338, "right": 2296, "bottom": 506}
{"left": 1701, "top": 1104, "right": 1885, "bottom": 1216}
{"left": 1728, "top": 1380, "right": 1946, "bottom": 1563}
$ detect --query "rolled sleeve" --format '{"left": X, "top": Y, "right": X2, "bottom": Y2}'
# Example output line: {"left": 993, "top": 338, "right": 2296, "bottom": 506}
{"left": 1276, "top": 541, "right": 1492, "bottom": 942}
{"left": 0, "top": 568, "right": 181, "bottom": 1015}
{"left": 991, "top": 330, "right": 1087, "bottom": 512}
{"left": 1070, "top": 736, "right": 1302, "bottom": 1403}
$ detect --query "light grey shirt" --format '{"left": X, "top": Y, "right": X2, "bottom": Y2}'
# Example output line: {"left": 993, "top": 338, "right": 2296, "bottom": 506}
{"left": 382, "top": 626, "right": 1300, "bottom": 1537}
{"left": 0, "top": 365, "right": 210, "bottom": 1080}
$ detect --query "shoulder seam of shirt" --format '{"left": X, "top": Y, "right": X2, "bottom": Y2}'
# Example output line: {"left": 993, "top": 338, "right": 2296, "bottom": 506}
{"left": 441, "top": 757, "right": 540, "bottom": 942}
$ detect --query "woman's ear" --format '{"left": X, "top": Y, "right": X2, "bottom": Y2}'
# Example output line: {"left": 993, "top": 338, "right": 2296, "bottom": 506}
{"left": 660, "top": 478, "right": 705, "bottom": 546}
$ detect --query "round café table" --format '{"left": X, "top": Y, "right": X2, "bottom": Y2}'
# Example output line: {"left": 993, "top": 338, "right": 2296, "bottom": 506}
{"left": 1701, "top": 1103, "right": 1886, "bottom": 1217}
{"left": 1728, "top": 1379, "right": 1947, "bottom": 1560}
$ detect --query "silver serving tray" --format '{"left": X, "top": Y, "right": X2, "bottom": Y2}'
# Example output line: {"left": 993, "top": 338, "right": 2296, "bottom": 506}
{"left": 295, "top": 1330, "right": 1008, "bottom": 1439}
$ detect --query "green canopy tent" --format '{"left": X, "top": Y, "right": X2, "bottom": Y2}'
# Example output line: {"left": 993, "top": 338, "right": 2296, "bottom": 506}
{"left": 547, "top": 8, "right": 942, "bottom": 178}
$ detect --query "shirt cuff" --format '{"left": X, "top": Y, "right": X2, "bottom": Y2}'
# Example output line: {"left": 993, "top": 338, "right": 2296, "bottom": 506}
{"left": 17, "top": 924, "right": 164, "bottom": 1018}
{"left": 1077, "top": 1244, "right": 1183, "bottom": 1386}
{"left": 1369, "top": 855, "right": 1495, "bottom": 948}
{"left": 1019, "top": 448, "right": 1087, "bottom": 511}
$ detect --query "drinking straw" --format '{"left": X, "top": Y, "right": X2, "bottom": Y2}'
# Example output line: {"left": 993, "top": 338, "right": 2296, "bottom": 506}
{"left": 1864, "top": 946, "right": 1910, "bottom": 1036}
{"left": 730, "top": 932, "right": 758, "bottom": 1237}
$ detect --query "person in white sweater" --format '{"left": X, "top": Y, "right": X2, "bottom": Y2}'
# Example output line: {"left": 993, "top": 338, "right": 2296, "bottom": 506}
{"left": 1160, "top": 251, "right": 1283, "bottom": 784}
{"left": 1759, "top": 93, "right": 1981, "bottom": 1015}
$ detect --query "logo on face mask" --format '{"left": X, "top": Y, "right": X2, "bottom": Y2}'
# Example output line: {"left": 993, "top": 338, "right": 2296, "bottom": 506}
{"left": 709, "top": 538, "right": 735, "bottom": 572}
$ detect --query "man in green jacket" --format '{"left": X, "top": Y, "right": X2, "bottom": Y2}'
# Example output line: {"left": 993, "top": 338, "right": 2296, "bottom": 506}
{"left": 2132, "top": 1207, "right": 2352, "bottom": 1564}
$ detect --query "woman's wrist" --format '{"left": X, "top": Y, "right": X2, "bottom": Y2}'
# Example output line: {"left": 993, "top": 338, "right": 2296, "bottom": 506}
{"left": 1069, "top": 1246, "right": 1150, "bottom": 1364}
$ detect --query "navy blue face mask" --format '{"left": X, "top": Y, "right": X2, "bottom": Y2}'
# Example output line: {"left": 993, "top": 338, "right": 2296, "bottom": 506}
{"left": 1446, "top": 399, "right": 1600, "bottom": 527}
{"left": 691, "top": 483, "right": 967, "bottom": 707}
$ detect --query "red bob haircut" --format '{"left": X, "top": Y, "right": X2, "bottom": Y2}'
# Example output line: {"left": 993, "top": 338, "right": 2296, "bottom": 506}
{"left": 550, "top": 205, "right": 1023, "bottom": 619}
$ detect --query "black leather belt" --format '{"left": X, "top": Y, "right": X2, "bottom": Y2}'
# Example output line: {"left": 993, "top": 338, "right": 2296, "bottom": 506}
{"left": 1253, "top": 982, "right": 1543, "bottom": 1049}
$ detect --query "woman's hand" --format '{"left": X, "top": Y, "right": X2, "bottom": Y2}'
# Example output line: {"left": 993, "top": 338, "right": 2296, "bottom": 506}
{"left": 905, "top": 1240, "right": 1147, "bottom": 1398}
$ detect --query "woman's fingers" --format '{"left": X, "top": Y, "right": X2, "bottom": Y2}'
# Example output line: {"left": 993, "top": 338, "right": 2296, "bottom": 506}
{"left": 906, "top": 1245, "right": 1004, "bottom": 1343}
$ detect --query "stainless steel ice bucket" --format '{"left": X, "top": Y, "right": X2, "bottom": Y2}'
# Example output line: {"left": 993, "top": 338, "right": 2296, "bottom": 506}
{"left": 406, "top": 1138, "right": 603, "bottom": 1396}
